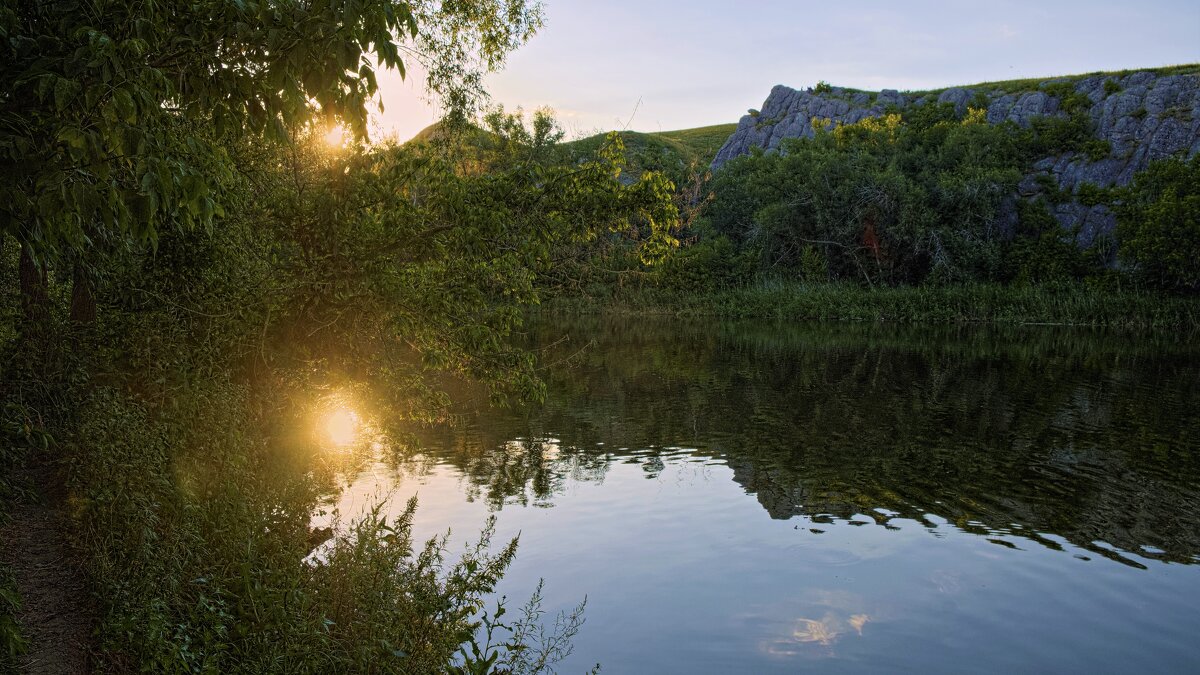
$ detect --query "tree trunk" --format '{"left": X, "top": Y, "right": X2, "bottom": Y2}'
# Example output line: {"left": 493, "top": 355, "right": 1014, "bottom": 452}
{"left": 19, "top": 243, "right": 50, "bottom": 330}
{"left": 69, "top": 261, "right": 96, "bottom": 324}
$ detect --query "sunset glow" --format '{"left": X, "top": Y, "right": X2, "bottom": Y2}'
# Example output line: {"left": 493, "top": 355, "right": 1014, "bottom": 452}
{"left": 322, "top": 124, "right": 347, "bottom": 149}
{"left": 324, "top": 406, "right": 360, "bottom": 447}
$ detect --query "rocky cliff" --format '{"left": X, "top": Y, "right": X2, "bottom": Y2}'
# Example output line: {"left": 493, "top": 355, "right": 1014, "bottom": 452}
{"left": 712, "top": 69, "right": 1200, "bottom": 246}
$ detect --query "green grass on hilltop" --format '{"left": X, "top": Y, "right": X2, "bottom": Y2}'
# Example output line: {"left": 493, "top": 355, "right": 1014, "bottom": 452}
{"left": 406, "top": 120, "right": 497, "bottom": 146}
{"left": 644, "top": 123, "right": 739, "bottom": 161}
{"left": 563, "top": 123, "right": 738, "bottom": 181}
{"left": 904, "top": 63, "right": 1200, "bottom": 96}
{"left": 406, "top": 120, "right": 739, "bottom": 178}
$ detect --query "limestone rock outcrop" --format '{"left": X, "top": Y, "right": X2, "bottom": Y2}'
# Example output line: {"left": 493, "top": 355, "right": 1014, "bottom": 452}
{"left": 712, "top": 71, "right": 1200, "bottom": 245}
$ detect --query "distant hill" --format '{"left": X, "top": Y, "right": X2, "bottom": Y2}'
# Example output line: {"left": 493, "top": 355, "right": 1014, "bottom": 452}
{"left": 406, "top": 120, "right": 495, "bottom": 146}
{"left": 564, "top": 124, "right": 737, "bottom": 179}
{"left": 406, "top": 120, "right": 739, "bottom": 183}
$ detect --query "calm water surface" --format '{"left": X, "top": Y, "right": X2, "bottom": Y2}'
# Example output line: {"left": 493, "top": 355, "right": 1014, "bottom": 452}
{"left": 324, "top": 318, "right": 1200, "bottom": 673}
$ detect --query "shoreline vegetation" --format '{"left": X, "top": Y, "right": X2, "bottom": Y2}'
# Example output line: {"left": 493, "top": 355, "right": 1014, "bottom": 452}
{"left": 538, "top": 281, "right": 1200, "bottom": 331}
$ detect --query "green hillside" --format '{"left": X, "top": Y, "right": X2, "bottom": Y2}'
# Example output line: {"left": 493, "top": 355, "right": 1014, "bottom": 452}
{"left": 563, "top": 123, "right": 738, "bottom": 181}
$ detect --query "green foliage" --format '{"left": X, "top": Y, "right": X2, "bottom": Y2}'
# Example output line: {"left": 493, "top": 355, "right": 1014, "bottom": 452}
{"left": 813, "top": 80, "right": 833, "bottom": 94}
{"left": 0, "top": 97, "right": 679, "bottom": 669}
{"left": 562, "top": 123, "right": 736, "bottom": 185}
{"left": 654, "top": 124, "right": 739, "bottom": 160}
{"left": 1041, "top": 81, "right": 1092, "bottom": 114}
{"left": 264, "top": 116, "right": 676, "bottom": 404}
{"left": 60, "top": 372, "right": 557, "bottom": 673}
{"left": 1103, "top": 79, "right": 1122, "bottom": 96}
{"left": 1116, "top": 155, "right": 1200, "bottom": 291}
{"left": 705, "top": 103, "right": 1024, "bottom": 286}
{"left": 1024, "top": 113, "right": 1095, "bottom": 158}
{"left": 1, "top": 563, "right": 26, "bottom": 669}
{"left": 0, "top": 0, "right": 542, "bottom": 293}
{"left": 1006, "top": 200, "right": 1100, "bottom": 284}
{"left": 690, "top": 85, "right": 1143, "bottom": 292}
{"left": 1076, "top": 182, "right": 1112, "bottom": 207}
{"left": 799, "top": 245, "right": 828, "bottom": 282}
{"left": 453, "top": 581, "right": 596, "bottom": 675}
{"left": 1035, "top": 174, "right": 1068, "bottom": 203}
{"left": 652, "top": 236, "right": 757, "bottom": 292}
{"left": 1082, "top": 139, "right": 1112, "bottom": 161}
{"left": 555, "top": 280, "right": 1200, "bottom": 330}
{"left": 905, "top": 64, "right": 1200, "bottom": 97}
{"left": 0, "top": 0, "right": 383, "bottom": 264}
{"left": 995, "top": 80, "right": 1111, "bottom": 162}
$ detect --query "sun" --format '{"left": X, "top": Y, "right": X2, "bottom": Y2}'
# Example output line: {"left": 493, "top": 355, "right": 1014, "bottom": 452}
{"left": 323, "top": 406, "right": 360, "bottom": 447}
{"left": 322, "top": 124, "right": 347, "bottom": 149}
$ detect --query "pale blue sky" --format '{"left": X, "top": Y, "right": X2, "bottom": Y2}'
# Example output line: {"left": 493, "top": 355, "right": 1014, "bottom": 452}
{"left": 372, "top": 0, "right": 1200, "bottom": 140}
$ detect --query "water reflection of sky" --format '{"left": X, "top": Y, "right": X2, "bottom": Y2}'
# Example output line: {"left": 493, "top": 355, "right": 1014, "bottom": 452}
{"left": 314, "top": 319, "right": 1200, "bottom": 672}
{"left": 318, "top": 450, "right": 1198, "bottom": 673}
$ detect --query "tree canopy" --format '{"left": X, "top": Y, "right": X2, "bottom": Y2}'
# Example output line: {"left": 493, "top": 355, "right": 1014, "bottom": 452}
{"left": 0, "top": 0, "right": 541, "bottom": 264}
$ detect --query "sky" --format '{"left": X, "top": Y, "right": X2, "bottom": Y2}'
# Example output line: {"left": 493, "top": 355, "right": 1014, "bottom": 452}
{"left": 370, "top": 0, "right": 1200, "bottom": 141}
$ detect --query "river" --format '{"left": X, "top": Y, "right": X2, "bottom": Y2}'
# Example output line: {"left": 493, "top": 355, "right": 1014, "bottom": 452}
{"left": 320, "top": 317, "right": 1200, "bottom": 673}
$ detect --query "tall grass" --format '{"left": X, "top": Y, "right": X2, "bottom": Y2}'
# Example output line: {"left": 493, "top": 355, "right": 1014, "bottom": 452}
{"left": 0, "top": 565, "right": 24, "bottom": 672}
{"left": 543, "top": 280, "right": 1200, "bottom": 331}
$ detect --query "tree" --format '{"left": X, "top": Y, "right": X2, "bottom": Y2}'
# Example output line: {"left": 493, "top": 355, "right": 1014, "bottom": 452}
{"left": 1116, "top": 154, "right": 1200, "bottom": 292}
{"left": 0, "top": 0, "right": 542, "bottom": 324}
{"left": 704, "top": 104, "right": 1024, "bottom": 286}
{"left": 237, "top": 109, "right": 678, "bottom": 410}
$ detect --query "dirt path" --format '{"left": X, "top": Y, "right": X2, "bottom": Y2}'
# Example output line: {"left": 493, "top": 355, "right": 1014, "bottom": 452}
{"left": 1, "top": 463, "right": 96, "bottom": 674}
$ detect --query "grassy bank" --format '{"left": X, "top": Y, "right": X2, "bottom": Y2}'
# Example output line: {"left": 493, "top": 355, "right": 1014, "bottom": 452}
{"left": 540, "top": 281, "right": 1200, "bottom": 331}
{"left": 0, "top": 558, "right": 23, "bottom": 672}
{"left": 1, "top": 402, "right": 32, "bottom": 670}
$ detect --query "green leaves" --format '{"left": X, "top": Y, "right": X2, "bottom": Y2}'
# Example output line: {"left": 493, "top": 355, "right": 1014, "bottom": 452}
{"left": 706, "top": 101, "right": 1064, "bottom": 286}
{"left": 5, "top": 0, "right": 545, "bottom": 273}
{"left": 1116, "top": 155, "right": 1200, "bottom": 291}
{"left": 53, "top": 76, "right": 79, "bottom": 111}
{"left": 56, "top": 126, "right": 88, "bottom": 151}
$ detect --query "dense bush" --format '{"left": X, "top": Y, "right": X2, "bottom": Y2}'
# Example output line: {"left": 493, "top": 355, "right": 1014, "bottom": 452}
{"left": 651, "top": 235, "right": 757, "bottom": 292}
{"left": 705, "top": 105, "right": 1028, "bottom": 286}
{"left": 1116, "top": 154, "right": 1200, "bottom": 292}
{"left": 690, "top": 93, "right": 1157, "bottom": 291}
{"left": 1005, "top": 199, "right": 1102, "bottom": 284}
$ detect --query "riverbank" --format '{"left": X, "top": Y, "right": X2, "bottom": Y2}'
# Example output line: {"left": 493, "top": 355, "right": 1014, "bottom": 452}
{"left": 539, "top": 281, "right": 1200, "bottom": 331}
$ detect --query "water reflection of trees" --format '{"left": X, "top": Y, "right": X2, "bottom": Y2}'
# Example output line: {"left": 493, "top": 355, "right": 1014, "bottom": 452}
{"left": 394, "top": 424, "right": 612, "bottom": 509}
{"left": 397, "top": 317, "right": 1200, "bottom": 566}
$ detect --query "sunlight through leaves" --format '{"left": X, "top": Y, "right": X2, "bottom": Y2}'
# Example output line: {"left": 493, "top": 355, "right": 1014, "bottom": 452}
{"left": 323, "top": 405, "right": 360, "bottom": 448}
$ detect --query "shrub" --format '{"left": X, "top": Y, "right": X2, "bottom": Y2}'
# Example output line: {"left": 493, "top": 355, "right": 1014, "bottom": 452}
{"left": 654, "top": 236, "right": 757, "bottom": 292}
{"left": 1076, "top": 182, "right": 1111, "bottom": 207}
{"left": 799, "top": 245, "right": 827, "bottom": 282}
{"left": 1005, "top": 199, "right": 1099, "bottom": 284}
{"left": 1116, "top": 155, "right": 1200, "bottom": 291}
{"left": 1083, "top": 139, "right": 1111, "bottom": 161}
{"left": 1041, "top": 81, "right": 1092, "bottom": 114}
{"left": 706, "top": 100, "right": 1024, "bottom": 286}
